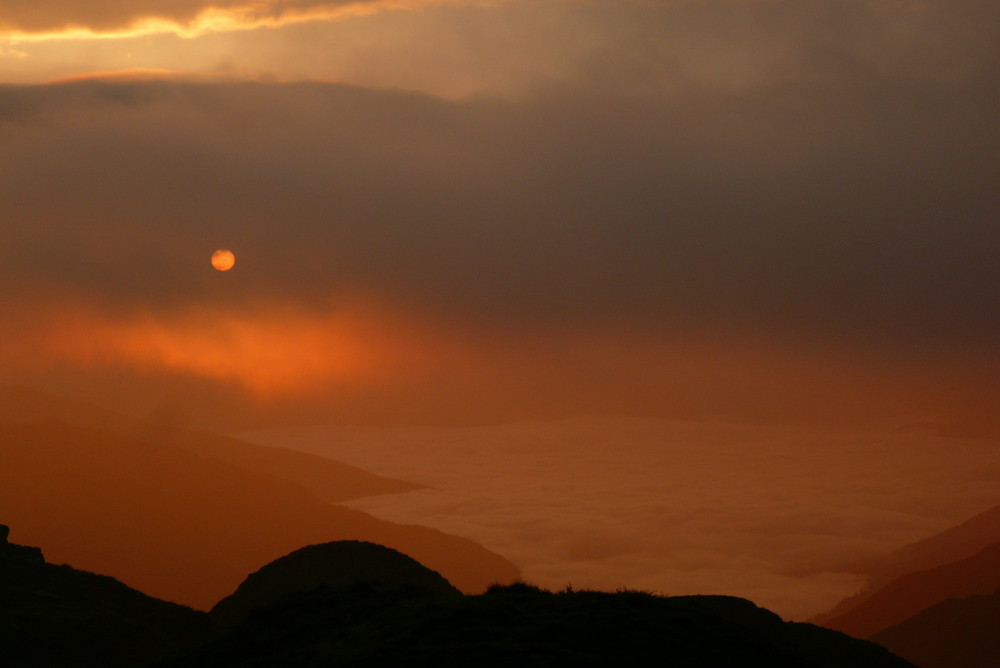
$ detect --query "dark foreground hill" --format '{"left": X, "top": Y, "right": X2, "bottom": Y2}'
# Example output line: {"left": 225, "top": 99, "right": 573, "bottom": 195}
{"left": 211, "top": 541, "right": 461, "bottom": 627}
{"left": 162, "top": 584, "right": 915, "bottom": 668}
{"left": 2, "top": 530, "right": 914, "bottom": 668}
{"left": 175, "top": 541, "right": 913, "bottom": 668}
{"left": 871, "top": 586, "right": 1000, "bottom": 668}
{"left": 0, "top": 525, "right": 211, "bottom": 668}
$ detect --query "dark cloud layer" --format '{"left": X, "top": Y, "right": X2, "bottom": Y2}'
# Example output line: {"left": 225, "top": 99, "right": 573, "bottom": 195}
{"left": 2, "top": 65, "right": 997, "bottom": 347}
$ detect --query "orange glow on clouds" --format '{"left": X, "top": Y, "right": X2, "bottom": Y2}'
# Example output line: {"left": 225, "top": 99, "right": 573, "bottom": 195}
{"left": 5, "top": 295, "right": 996, "bottom": 430}
{"left": 0, "top": 0, "right": 487, "bottom": 43}
{"left": 38, "top": 302, "right": 416, "bottom": 396}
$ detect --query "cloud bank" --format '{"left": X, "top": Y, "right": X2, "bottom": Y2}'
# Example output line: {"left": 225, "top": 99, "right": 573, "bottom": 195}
{"left": 2, "top": 77, "right": 994, "bottom": 336}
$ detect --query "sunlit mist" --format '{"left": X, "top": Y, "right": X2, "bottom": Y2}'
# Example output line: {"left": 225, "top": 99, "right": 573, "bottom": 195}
{"left": 33, "top": 303, "right": 419, "bottom": 396}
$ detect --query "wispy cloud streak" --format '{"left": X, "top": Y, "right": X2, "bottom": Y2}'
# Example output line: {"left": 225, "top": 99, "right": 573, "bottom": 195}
{"left": 0, "top": 0, "right": 492, "bottom": 41}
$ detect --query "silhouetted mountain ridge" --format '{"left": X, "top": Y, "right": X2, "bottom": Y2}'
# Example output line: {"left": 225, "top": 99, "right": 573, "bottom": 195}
{"left": 162, "top": 584, "right": 916, "bottom": 667}
{"left": 2, "top": 529, "right": 915, "bottom": 667}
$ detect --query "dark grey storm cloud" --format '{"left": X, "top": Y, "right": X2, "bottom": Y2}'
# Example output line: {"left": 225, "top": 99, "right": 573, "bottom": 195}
{"left": 1, "top": 0, "right": 997, "bottom": 351}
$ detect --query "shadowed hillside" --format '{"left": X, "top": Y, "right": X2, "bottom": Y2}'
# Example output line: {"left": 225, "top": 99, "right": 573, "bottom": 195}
{"left": 813, "top": 501, "right": 1000, "bottom": 636}
{"left": 820, "top": 540, "right": 1000, "bottom": 637}
{"left": 882, "top": 502, "right": 1000, "bottom": 580}
{"left": 0, "top": 421, "right": 518, "bottom": 609}
{"left": 0, "top": 525, "right": 211, "bottom": 667}
{"left": 162, "top": 584, "right": 916, "bottom": 667}
{"left": 871, "top": 586, "right": 1000, "bottom": 668}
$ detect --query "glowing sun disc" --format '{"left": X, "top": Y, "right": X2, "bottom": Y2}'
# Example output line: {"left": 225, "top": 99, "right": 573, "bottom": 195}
{"left": 211, "top": 249, "right": 236, "bottom": 271}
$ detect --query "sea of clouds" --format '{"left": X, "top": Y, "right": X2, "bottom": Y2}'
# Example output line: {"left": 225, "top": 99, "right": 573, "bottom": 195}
{"left": 245, "top": 418, "right": 1000, "bottom": 619}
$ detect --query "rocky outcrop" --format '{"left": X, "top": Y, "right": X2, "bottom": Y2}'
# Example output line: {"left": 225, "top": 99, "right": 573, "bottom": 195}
{"left": 0, "top": 523, "right": 44, "bottom": 564}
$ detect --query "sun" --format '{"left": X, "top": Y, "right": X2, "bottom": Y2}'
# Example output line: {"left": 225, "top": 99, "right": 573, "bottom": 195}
{"left": 211, "top": 249, "right": 236, "bottom": 271}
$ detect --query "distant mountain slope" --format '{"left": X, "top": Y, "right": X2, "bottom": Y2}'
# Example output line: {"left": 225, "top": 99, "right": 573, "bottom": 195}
{"left": 885, "top": 502, "right": 1000, "bottom": 579}
{"left": 0, "top": 525, "right": 211, "bottom": 667}
{"left": 813, "top": 502, "right": 1000, "bottom": 633}
{"left": 0, "top": 421, "right": 519, "bottom": 609}
{"left": 164, "top": 428, "right": 424, "bottom": 504}
{"left": 211, "top": 541, "right": 461, "bottom": 627}
{"left": 819, "top": 539, "right": 1000, "bottom": 638}
{"left": 0, "top": 383, "right": 422, "bottom": 503}
{"left": 871, "top": 586, "right": 1000, "bottom": 668}
{"left": 161, "top": 584, "right": 916, "bottom": 667}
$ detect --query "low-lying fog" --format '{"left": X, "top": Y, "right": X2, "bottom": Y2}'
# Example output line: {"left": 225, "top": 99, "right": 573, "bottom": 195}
{"left": 244, "top": 418, "right": 999, "bottom": 620}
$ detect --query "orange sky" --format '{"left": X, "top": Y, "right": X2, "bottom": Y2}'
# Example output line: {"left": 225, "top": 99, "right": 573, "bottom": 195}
{"left": 1, "top": 0, "right": 997, "bottom": 431}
